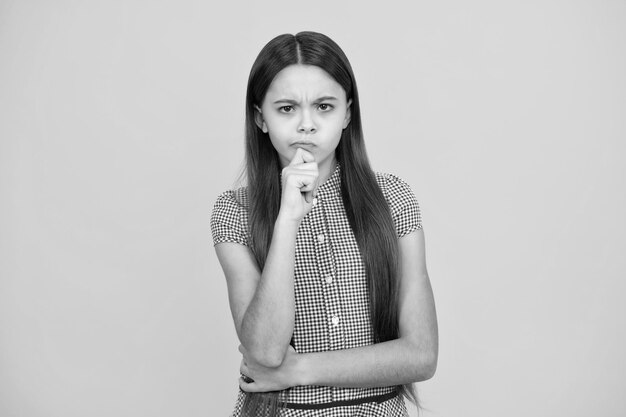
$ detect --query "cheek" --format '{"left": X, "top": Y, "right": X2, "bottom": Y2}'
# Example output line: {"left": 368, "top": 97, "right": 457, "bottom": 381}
{"left": 265, "top": 118, "right": 293, "bottom": 138}
{"left": 266, "top": 131, "right": 291, "bottom": 153}
{"left": 267, "top": 128, "right": 289, "bottom": 146}
{"left": 329, "top": 112, "right": 349, "bottom": 130}
{"left": 330, "top": 117, "right": 348, "bottom": 137}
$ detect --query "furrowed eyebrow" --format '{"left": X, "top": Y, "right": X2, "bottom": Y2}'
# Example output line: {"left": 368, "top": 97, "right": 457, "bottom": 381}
{"left": 314, "top": 96, "right": 338, "bottom": 102}
{"left": 273, "top": 99, "right": 299, "bottom": 105}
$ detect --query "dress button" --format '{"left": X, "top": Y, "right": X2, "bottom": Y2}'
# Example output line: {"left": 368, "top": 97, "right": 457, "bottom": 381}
{"left": 317, "top": 234, "right": 325, "bottom": 243}
{"left": 324, "top": 275, "right": 333, "bottom": 284}
{"left": 331, "top": 315, "right": 340, "bottom": 326}
{"left": 312, "top": 197, "right": 318, "bottom": 207}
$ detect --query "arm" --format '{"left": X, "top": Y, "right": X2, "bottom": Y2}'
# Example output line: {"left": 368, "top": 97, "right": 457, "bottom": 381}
{"left": 216, "top": 218, "right": 299, "bottom": 368}
{"left": 239, "top": 227, "right": 438, "bottom": 390}
{"left": 215, "top": 149, "right": 319, "bottom": 367}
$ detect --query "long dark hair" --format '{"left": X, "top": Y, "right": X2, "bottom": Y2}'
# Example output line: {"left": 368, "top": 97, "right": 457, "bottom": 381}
{"left": 241, "top": 31, "right": 417, "bottom": 415}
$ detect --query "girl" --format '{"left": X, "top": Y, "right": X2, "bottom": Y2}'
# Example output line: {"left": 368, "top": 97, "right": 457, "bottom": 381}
{"left": 211, "top": 31, "right": 438, "bottom": 416}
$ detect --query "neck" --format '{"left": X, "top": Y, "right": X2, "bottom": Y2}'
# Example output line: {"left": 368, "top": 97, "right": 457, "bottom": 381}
{"left": 316, "top": 154, "right": 337, "bottom": 185}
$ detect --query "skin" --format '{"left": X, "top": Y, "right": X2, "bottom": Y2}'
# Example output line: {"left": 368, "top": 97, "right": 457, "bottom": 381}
{"left": 255, "top": 64, "right": 352, "bottom": 188}
{"left": 215, "top": 64, "right": 438, "bottom": 392}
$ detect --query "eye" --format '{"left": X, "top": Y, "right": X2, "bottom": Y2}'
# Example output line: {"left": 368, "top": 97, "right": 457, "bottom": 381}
{"left": 318, "top": 103, "right": 334, "bottom": 112}
{"left": 279, "top": 105, "right": 295, "bottom": 113}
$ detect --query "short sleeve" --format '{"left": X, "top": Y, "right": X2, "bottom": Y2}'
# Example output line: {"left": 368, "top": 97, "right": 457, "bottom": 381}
{"left": 210, "top": 190, "right": 250, "bottom": 246}
{"left": 378, "top": 173, "right": 422, "bottom": 238}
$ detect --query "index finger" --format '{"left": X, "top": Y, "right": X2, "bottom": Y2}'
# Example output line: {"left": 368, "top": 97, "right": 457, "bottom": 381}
{"left": 239, "top": 376, "right": 258, "bottom": 392}
{"left": 289, "top": 147, "right": 316, "bottom": 166}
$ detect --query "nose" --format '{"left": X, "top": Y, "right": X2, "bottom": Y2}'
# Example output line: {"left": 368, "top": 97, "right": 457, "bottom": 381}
{"left": 297, "top": 109, "right": 316, "bottom": 133}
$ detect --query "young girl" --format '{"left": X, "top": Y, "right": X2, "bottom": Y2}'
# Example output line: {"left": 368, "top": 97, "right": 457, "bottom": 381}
{"left": 211, "top": 31, "right": 438, "bottom": 416}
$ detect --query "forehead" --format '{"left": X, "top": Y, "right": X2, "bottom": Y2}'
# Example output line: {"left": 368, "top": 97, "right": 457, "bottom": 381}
{"left": 264, "top": 64, "right": 346, "bottom": 101}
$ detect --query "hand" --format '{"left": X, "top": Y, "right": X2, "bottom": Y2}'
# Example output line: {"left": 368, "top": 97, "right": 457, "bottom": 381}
{"left": 239, "top": 344, "right": 301, "bottom": 393}
{"left": 279, "top": 148, "right": 319, "bottom": 222}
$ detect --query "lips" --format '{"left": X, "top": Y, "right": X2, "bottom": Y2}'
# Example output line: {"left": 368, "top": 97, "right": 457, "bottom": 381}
{"left": 291, "top": 141, "right": 316, "bottom": 148}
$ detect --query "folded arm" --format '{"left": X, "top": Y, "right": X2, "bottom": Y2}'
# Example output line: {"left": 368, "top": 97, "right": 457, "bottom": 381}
{"left": 215, "top": 216, "right": 300, "bottom": 368}
{"left": 216, "top": 150, "right": 320, "bottom": 368}
{"left": 239, "top": 228, "right": 438, "bottom": 391}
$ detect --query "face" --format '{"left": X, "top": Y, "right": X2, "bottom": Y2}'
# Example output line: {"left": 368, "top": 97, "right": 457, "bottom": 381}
{"left": 255, "top": 64, "right": 352, "bottom": 170}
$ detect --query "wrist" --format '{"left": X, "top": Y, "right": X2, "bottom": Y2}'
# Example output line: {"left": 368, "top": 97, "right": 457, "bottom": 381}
{"left": 276, "top": 211, "right": 303, "bottom": 228}
{"left": 293, "top": 352, "right": 314, "bottom": 386}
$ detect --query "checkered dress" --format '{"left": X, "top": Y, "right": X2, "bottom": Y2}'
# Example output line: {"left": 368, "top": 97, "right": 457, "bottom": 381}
{"left": 211, "top": 164, "right": 422, "bottom": 416}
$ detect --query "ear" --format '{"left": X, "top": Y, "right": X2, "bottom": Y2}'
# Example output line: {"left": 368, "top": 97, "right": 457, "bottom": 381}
{"left": 253, "top": 104, "right": 268, "bottom": 133}
{"left": 343, "top": 99, "right": 352, "bottom": 129}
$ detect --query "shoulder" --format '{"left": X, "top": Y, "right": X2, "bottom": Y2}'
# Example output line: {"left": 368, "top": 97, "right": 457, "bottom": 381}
{"left": 212, "top": 186, "right": 249, "bottom": 212}
{"left": 374, "top": 172, "right": 423, "bottom": 236}
{"left": 374, "top": 171, "right": 412, "bottom": 190}
{"left": 374, "top": 172, "right": 417, "bottom": 206}
{"left": 210, "top": 186, "right": 250, "bottom": 246}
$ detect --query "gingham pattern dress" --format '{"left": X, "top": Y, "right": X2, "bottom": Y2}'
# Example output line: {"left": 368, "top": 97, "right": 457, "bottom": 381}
{"left": 211, "top": 164, "right": 422, "bottom": 417}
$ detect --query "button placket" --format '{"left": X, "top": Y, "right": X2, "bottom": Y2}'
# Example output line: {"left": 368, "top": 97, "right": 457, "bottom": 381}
{"left": 309, "top": 192, "right": 343, "bottom": 352}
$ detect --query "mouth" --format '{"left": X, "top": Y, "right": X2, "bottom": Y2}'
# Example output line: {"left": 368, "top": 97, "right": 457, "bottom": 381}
{"left": 291, "top": 141, "right": 316, "bottom": 148}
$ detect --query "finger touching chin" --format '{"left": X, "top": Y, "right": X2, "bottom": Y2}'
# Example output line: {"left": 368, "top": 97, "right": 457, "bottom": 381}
{"left": 238, "top": 377, "right": 259, "bottom": 393}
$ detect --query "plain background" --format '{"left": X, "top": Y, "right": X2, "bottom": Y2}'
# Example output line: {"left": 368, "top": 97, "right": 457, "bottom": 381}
{"left": 1, "top": 1, "right": 625, "bottom": 416}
